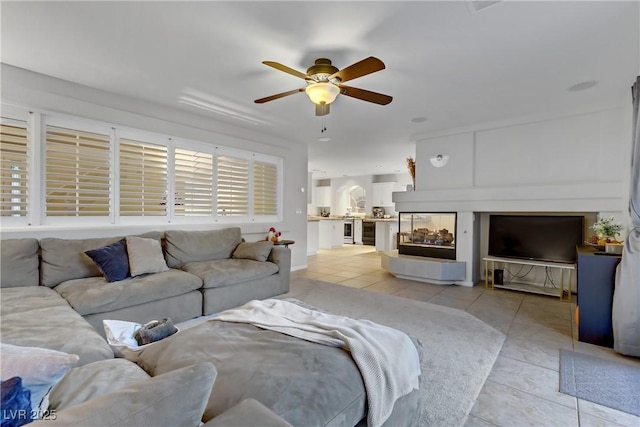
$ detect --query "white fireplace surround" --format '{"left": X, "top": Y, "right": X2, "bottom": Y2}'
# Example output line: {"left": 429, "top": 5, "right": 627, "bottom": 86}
{"left": 393, "top": 106, "right": 632, "bottom": 287}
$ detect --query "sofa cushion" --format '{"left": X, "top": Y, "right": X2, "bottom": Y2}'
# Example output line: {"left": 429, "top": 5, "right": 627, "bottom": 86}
{"left": 125, "top": 236, "right": 169, "bottom": 276}
{"left": 232, "top": 241, "right": 274, "bottom": 262}
{"left": 30, "top": 362, "right": 217, "bottom": 427}
{"left": 84, "top": 240, "right": 130, "bottom": 283}
{"left": 203, "top": 398, "right": 293, "bottom": 427}
{"left": 0, "top": 238, "right": 40, "bottom": 288}
{"left": 0, "top": 305, "right": 114, "bottom": 366}
{"left": 54, "top": 269, "right": 202, "bottom": 316}
{"left": 0, "top": 343, "right": 79, "bottom": 417}
{"left": 0, "top": 287, "right": 69, "bottom": 316}
{"left": 39, "top": 232, "right": 162, "bottom": 288}
{"left": 49, "top": 359, "right": 150, "bottom": 411}
{"left": 164, "top": 228, "right": 243, "bottom": 268}
{"left": 183, "top": 259, "right": 279, "bottom": 289}
{"left": 136, "top": 320, "right": 366, "bottom": 426}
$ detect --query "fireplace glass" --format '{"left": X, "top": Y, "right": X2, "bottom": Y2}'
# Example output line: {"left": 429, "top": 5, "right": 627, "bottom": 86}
{"left": 398, "top": 212, "right": 457, "bottom": 260}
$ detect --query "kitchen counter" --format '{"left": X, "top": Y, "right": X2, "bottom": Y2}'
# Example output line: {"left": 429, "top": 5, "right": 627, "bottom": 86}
{"left": 307, "top": 216, "right": 397, "bottom": 222}
{"left": 307, "top": 216, "right": 343, "bottom": 221}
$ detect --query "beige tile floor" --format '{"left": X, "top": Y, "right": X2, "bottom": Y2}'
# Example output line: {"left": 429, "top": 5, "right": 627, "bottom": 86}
{"left": 292, "top": 245, "right": 640, "bottom": 427}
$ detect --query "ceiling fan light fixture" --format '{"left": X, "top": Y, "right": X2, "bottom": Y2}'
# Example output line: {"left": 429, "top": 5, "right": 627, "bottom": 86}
{"left": 305, "top": 82, "right": 340, "bottom": 105}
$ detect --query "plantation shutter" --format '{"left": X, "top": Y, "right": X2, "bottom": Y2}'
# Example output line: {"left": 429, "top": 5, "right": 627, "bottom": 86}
{"left": 175, "top": 148, "right": 213, "bottom": 216}
{"left": 216, "top": 154, "right": 248, "bottom": 216}
{"left": 0, "top": 119, "right": 28, "bottom": 217}
{"left": 253, "top": 159, "right": 278, "bottom": 216}
{"left": 119, "top": 138, "right": 167, "bottom": 216}
{"left": 46, "top": 125, "right": 111, "bottom": 216}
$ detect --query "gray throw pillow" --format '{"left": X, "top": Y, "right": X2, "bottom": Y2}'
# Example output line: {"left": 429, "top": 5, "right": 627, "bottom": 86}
{"left": 125, "top": 236, "right": 169, "bottom": 277}
{"left": 232, "top": 241, "right": 274, "bottom": 262}
{"left": 30, "top": 362, "right": 217, "bottom": 427}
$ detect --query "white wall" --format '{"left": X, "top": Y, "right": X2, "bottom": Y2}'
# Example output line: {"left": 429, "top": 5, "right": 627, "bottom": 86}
{"left": 399, "top": 107, "right": 630, "bottom": 213}
{"left": 0, "top": 65, "right": 310, "bottom": 270}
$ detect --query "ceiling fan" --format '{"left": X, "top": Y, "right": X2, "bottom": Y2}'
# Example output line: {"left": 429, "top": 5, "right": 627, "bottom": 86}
{"left": 255, "top": 57, "right": 392, "bottom": 116}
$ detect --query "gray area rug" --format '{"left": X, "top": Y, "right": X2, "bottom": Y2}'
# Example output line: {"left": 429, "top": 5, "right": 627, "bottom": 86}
{"left": 559, "top": 349, "right": 640, "bottom": 416}
{"left": 279, "top": 279, "right": 506, "bottom": 427}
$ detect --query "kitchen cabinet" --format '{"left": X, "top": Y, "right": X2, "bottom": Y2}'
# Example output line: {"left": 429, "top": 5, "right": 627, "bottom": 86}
{"left": 318, "top": 219, "right": 344, "bottom": 249}
{"left": 307, "top": 220, "right": 319, "bottom": 255}
{"left": 315, "top": 186, "right": 331, "bottom": 207}
{"left": 375, "top": 220, "right": 398, "bottom": 252}
{"left": 371, "top": 182, "right": 401, "bottom": 206}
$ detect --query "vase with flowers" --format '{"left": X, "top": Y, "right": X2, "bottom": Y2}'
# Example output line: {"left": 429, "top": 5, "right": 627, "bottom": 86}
{"left": 406, "top": 156, "right": 416, "bottom": 191}
{"left": 590, "top": 216, "right": 623, "bottom": 245}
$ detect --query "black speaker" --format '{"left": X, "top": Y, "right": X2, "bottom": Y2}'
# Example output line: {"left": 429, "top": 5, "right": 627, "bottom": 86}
{"left": 494, "top": 269, "right": 504, "bottom": 285}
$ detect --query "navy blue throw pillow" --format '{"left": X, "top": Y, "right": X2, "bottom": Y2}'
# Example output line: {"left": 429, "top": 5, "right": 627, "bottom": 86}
{"left": 85, "top": 239, "right": 131, "bottom": 282}
{"left": 1, "top": 377, "right": 33, "bottom": 427}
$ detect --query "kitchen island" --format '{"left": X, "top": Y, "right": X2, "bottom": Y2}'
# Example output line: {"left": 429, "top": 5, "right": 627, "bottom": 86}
{"left": 374, "top": 219, "right": 398, "bottom": 252}
{"left": 308, "top": 217, "right": 345, "bottom": 249}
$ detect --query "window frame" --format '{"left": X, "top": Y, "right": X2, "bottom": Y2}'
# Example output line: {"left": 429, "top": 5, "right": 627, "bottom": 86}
{"left": 214, "top": 146, "right": 251, "bottom": 222}
{"left": 0, "top": 106, "right": 31, "bottom": 226}
{"left": 169, "top": 137, "right": 216, "bottom": 224}
{"left": 0, "top": 105, "right": 284, "bottom": 229}
{"left": 41, "top": 115, "right": 115, "bottom": 226}
{"left": 116, "top": 128, "right": 171, "bottom": 225}
{"left": 251, "top": 152, "right": 282, "bottom": 223}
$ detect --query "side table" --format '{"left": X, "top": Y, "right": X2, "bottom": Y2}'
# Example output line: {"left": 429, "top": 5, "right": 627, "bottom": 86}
{"left": 273, "top": 239, "right": 295, "bottom": 248}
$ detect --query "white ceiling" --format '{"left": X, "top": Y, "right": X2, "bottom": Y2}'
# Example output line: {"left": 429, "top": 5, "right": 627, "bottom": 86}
{"left": 1, "top": 1, "right": 638, "bottom": 179}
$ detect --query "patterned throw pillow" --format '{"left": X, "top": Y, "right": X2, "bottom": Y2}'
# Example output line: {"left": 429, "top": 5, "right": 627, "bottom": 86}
{"left": 84, "top": 239, "right": 130, "bottom": 282}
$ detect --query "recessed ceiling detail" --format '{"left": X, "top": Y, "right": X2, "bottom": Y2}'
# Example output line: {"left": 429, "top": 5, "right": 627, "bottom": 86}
{"left": 466, "top": 0, "right": 502, "bottom": 14}
{"left": 568, "top": 81, "right": 598, "bottom": 92}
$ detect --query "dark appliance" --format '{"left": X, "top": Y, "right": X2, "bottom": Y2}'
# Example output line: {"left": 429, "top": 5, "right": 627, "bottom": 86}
{"left": 344, "top": 219, "right": 354, "bottom": 244}
{"left": 488, "top": 215, "right": 584, "bottom": 264}
{"left": 362, "top": 220, "right": 376, "bottom": 246}
{"left": 372, "top": 207, "right": 385, "bottom": 219}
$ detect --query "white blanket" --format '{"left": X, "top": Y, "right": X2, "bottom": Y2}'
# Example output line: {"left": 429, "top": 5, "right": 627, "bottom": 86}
{"left": 213, "top": 299, "right": 421, "bottom": 427}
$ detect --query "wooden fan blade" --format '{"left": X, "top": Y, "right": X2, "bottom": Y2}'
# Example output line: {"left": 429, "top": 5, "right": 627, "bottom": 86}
{"left": 263, "top": 61, "right": 309, "bottom": 80}
{"left": 338, "top": 85, "right": 393, "bottom": 105}
{"left": 329, "top": 57, "right": 385, "bottom": 83}
{"left": 255, "top": 88, "right": 305, "bottom": 104}
{"left": 315, "top": 103, "right": 330, "bottom": 116}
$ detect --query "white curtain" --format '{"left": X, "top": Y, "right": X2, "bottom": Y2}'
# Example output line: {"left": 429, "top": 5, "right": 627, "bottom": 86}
{"left": 612, "top": 76, "right": 640, "bottom": 357}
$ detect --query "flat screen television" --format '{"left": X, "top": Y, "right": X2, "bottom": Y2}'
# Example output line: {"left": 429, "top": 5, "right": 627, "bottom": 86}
{"left": 488, "top": 215, "right": 584, "bottom": 264}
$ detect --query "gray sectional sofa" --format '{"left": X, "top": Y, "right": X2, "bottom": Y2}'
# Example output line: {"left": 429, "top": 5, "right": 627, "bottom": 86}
{"left": 1, "top": 227, "right": 420, "bottom": 427}
{"left": 0, "top": 227, "right": 293, "bottom": 426}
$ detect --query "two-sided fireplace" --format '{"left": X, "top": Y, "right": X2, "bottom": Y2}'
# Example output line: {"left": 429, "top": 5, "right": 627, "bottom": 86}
{"left": 398, "top": 212, "right": 457, "bottom": 260}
